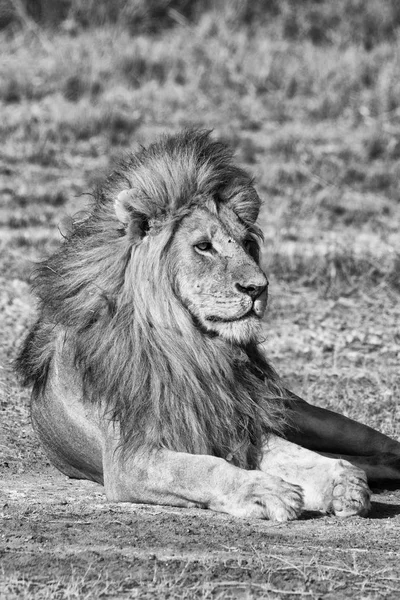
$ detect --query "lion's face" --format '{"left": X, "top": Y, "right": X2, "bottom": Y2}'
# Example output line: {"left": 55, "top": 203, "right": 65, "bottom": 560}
{"left": 170, "top": 206, "right": 268, "bottom": 343}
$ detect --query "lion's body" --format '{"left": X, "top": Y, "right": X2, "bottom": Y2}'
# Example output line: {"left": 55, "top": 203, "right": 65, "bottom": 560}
{"left": 17, "top": 131, "right": 400, "bottom": 520}
{"left": 18, "top": 131, "right": 287, "bottom": 471}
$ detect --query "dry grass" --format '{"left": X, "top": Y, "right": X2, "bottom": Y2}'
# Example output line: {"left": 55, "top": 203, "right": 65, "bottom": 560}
{"left": 2, "top": 551, "right": 400, "bottom": 599}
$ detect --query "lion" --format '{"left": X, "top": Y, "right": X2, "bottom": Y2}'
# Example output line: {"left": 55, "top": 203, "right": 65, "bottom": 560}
{"left": 17, "top": 130, "right": 400, "bottom": 521}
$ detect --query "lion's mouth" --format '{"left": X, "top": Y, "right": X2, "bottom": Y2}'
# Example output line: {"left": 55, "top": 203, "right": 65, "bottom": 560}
{"left": 207, "top": 309, "right": 256, "bottom": 324}
{"left": 207, "top": 293, "right": 268, "bottom": 324}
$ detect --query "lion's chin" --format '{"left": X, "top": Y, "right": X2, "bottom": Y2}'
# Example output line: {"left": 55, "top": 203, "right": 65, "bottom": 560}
{"left": 206, "top": 315, "right": 262, "bottom": 344}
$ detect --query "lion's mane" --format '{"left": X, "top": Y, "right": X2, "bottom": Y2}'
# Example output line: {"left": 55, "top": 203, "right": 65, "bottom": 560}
{"left": 17, "top": 130, "right": 289, "bottom": 470}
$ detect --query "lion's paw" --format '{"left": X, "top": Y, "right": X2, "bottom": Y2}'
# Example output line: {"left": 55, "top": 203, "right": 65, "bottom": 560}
{"left": 219, "top": 472, "right": 304, "bottom": 522}
{"left": 330, "top": 462, "right": 371, "bottom": 518}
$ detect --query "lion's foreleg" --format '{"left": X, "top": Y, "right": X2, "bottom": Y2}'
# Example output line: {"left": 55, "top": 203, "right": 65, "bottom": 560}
{"left": 261, "top": 435, "right": 371, "bottom": 517}
{"left": 102, "top": 447, "right": 304, "bottom": 521}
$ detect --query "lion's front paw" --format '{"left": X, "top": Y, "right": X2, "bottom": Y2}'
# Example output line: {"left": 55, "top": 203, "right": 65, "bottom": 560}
{"left": 217, "top": 472, "right": 304, "bottom": 522}
{"left": 330, "top": 462, "right": 371, "bottom": 518}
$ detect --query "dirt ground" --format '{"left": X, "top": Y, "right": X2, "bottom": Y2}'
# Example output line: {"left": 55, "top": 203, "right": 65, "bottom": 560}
{"left": 2, "top": 468, "right": 400, "bottom": 599}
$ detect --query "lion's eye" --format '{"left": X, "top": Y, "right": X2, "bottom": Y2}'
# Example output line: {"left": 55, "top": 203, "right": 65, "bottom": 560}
{"left": 244, "top": 239, "right": 259, "bottom": 260}
{"left": 194, "top": 241, "right": 213, "bottom": 253}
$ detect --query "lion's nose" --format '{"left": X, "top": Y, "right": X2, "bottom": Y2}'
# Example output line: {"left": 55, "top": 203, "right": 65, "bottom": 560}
{"left": 235, "top": 281, "right": 268, "bottom": 300}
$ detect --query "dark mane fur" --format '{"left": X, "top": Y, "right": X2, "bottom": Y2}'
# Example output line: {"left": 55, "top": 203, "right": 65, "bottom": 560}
{"left": 16, "top": 130, "right": 290, "bottom": 470}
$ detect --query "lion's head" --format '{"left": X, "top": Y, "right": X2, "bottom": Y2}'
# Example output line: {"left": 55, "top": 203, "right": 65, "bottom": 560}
{"left": 104, "top": 129, "right": 269, "bottom": 344}
{"left": 19, "top": 130, "right": 288, "bottom": 469}
{"left": 116, "top": 186, "right": 268, "bottom": 344}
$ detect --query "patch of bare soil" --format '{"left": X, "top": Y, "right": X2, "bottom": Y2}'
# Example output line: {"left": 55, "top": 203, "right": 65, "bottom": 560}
{"left": 1, "top": 469, "right": 400, "bottom": 599}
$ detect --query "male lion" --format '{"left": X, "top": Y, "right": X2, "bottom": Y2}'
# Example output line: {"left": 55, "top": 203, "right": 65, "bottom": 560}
{"left": 17, "top": 130, "right": 400, "bottom": 521}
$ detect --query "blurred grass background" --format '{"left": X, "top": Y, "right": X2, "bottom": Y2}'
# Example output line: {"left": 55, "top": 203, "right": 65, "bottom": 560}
{"left": 1, "top": 0, "right": 400, "bottom": 469}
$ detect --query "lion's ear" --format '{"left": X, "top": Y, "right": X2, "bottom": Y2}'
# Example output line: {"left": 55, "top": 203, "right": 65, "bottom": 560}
{"left": 115, "top": 190, "right": 134, "bottom": 225}
{"left": 225, "top": 188, "right": 261, "bottom": 226}
{"left": 115, "top": 190, "right": 150, "bottom": 239}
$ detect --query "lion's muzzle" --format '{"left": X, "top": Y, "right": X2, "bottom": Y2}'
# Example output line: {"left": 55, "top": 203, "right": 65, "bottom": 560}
{"left": 235, "top": 277, "right": 268, "bottom": 319}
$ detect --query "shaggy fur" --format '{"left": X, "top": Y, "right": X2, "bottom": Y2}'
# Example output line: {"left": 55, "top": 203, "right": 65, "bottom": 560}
{"left": 17, "top": 130, "right": 290, "bottom": 470}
